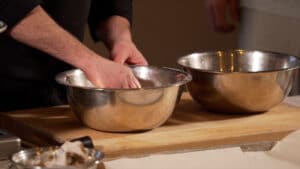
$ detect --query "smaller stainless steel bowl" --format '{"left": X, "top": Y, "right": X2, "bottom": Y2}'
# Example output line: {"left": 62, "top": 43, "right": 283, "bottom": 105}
{"left": 178, "top": 50, "right": 300, "bottom": 113}
{"left": 56, "top": 66, "right": 191, "bottom": 132}
{"left": 11, "top": 147, "right": 104, "bottom": 169}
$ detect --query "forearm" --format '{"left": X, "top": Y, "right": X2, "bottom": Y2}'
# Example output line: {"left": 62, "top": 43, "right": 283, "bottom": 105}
{"left": 97, "top": 16, "right": 132, "bottom": 49}
{"left": 95, "top": 15, "right": 148, "bottom": 66}
{"left": 6, "top": 5, "right": 141, "bottom": 88}
{"left": 9, "top": 6, "right": 100, "bottom": 71}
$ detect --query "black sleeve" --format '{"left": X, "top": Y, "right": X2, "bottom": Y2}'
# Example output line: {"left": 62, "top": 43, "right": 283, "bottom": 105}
{"left": 0, "top": 0, "right": 42, "bottom": 30}
{"left": 88, "top": 0, "right": 132, "bottom": 42}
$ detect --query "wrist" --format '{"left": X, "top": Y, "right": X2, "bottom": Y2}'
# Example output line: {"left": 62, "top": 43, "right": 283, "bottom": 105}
{"left": 105, "top": 29, "right": 132, "bottom": 51}
{"left": 108, "top": 38, "right": 133, "bottom": 52}
{"left": 52, "top": 39, "right": 106, "bottom": 73}
{"left": 74, "top": 50, "right": 103, "bottom": 73}
{"left": 98, "top": 16, "right": 133, "bottom": 49}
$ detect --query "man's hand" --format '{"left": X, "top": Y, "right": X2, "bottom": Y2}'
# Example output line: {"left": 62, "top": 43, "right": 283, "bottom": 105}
{"left": 83, "top": 55, "right": 141, "bottom": 88}
{"left": 110, "top": 39, "right": 148, "bottom": 65}
{"left": 97, "top": 16, "right": 148, "bottom": 66}
{"left": 205, "top": 0, "right": 239, "bottom": 32}
{"left": 10, "top": 6, "right": 141, "bottom": 89}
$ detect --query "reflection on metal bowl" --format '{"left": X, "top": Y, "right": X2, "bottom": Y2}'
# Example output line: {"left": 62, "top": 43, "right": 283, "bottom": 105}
{"left": 56, "top": 66, "right": 191, "bottom": 132}
{"left": 11, "top": 146, "right": 104, "bottom": 169}
{"left": 178, "top": 50, "right": 300, "bottom": 113}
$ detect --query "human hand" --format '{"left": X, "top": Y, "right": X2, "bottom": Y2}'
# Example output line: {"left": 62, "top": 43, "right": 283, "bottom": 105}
{"left": 205, "top": 0, "right": 239, "bottom": 32}
{"left": 110, "top": 39, "right": 148, "bottom": 66}
{"left": 82, "top": 55, "right": 141, "bottom": 89}
{"left": 96, "top": 16, "right": 148, "bottom": 66}
{"left": 7, "top": 6, "right": 141, "bottom": 89}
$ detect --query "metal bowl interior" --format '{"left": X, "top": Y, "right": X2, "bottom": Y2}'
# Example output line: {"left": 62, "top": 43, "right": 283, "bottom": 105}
{"left": 177, "top": 50, "right": 300, "bottom": 113}
{"left": 178, "top": 50, "right": 300, "bottom": 73}
{"left": 11, "top": 147, "right": 104, "bottom": 169}
{"left": 56, "top": 66, "right": 191, "bottom": 132}
{"left": 56, "top": 66, "right": 192, "bottom": 90}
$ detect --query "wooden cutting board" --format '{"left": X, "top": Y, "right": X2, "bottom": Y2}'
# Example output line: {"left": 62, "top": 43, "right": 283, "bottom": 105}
{"left": 1, "top": 93, "right": 300, "bottom": 158}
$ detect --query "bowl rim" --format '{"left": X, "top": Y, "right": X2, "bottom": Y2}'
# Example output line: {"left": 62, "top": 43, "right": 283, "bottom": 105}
{"left": 55, "top": 66, "right": 192, "bottom": 91}
{"left": 10, "top": 146, "right": 104, "bottom": 169}
{"left": 177, "top": 49, "right": 300, "bottom": 74}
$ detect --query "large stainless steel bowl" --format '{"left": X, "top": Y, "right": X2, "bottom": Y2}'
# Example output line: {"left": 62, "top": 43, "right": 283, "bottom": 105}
{"left": 56, "top": 66, "right": 191, "bottom": 132}
{"left": 178, "top": 50, "right": 300, "bottom": 113}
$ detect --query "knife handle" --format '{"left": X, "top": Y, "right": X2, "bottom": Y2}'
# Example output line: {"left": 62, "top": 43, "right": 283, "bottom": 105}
{"left": 70, "top": 136, "right": 94, "bottom": 149}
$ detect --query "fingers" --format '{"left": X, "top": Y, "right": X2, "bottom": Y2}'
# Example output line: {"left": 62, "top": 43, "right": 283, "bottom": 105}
{"left": 108, "top": 42, "right": 146, "bottom": 88}
{"left": 126, "top": 52, "right": 148, "bottom": 66}
{"left": 121, "top": 73, "right": 140, "bottom": 89}
{"left": 111, "top": 40, "right": 148, "bottom": 66}
{"left": 207, "top": 0, "right": 236, "bottom": 32}
{"left": 111, "top": 67, "right": 141, "bottom": 89}
{"left": 85, "top": 67, "right": 139, "bottom": 89}
{"left": 229, "top": 0, "right": 239, "bottom": 22}
{"left": 85, "top": 72, "right": 105, "bottom": 88}
{"left": 114, "top": 54, "right": 144, "bottom": 88}
{"left": 112, "top": 52, "right": 127, "bottom": 64}
{"left": 212, "top": 0, "right": 226, "bottom": 28}
{"left": 122, "top": 80, "right": 130, "bottom": 89}
{"left": 83, "top": 55, "right": 142, "bottom": 89}
{"left": 113, "top": 47, "right": 148, "bottom": 66}
{"left": 132, "top": 50, "right": 148, "bottom": 66}
{"left": 213, "top": 0, "right": 235, "bottom": 32}
{"left": 131, "top": 75, "right": 142, "bottom": 88}
{"left": 205, "top": 0, "right": 216, "bottom": 30}
{"left": 125, "top": 68, "right": 141, "bottom": 89}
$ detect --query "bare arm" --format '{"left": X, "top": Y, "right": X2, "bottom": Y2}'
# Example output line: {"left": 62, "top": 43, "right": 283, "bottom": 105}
{"left": 9, "top": 6, "right": 140, "bottom": 88}
{"left": 97, "top": 16, "right": 148, "bottom": 65}
{"left": 98, "top": 16, "right": 132, "bottom": 48}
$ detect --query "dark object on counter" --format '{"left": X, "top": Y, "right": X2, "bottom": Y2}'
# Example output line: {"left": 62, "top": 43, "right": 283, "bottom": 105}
{"left": 0, "top": 129, "right": 21, "bottom": 160}
{"left": 178, "top": 50, "right": 300, "bottom": 113}
{"left": 70, "top": 136, "right": 94, "bottom": 149}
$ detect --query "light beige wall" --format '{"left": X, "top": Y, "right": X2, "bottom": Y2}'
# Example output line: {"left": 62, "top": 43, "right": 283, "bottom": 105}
{"left": 84, "top": 0, "right": 238, "bottom": 67}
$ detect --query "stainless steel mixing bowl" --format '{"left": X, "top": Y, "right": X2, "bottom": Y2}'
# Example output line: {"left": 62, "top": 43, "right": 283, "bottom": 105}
{"left": 11, "top": 146, "right": 104, "bottom": 169}
{"left": 56, "top": 66, "right": 191, "bottom": 132}
{"left": 178, "top": 50, "right": 300, "bottom": 113}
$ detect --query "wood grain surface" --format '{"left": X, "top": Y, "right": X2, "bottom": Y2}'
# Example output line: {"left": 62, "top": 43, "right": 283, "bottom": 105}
{"left": 1, "top": 93, "right": 300, "bottom": 158}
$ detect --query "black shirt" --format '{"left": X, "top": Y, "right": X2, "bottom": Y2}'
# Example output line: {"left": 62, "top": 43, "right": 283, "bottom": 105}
{"left": 0, "top": 0, "right": 132, "bottom": 111}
